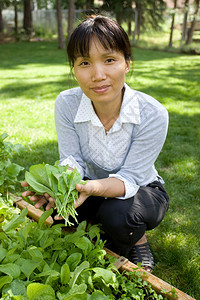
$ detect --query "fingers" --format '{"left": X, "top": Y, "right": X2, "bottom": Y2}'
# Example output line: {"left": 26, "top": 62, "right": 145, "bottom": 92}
{"left": 21, "top": 181, "right": 33, "bottom": 197}
{"left": 54, "top": 215, "right": 64, "bottom": 221}
{"left": 22, "top": 190, "right": 35, "bottom": 197}
{"left": 34, "top": 197, "right": 47, "bottom": 209}
{"left": 46, "top": 197, "right": 56, "bottom": 210}
{"left": 21, "top": 183, "right": 60, "bottom": 219}
{"left": 74, "top": 196, "right": 85, "bottom": 209}
{"left": 76, "top": 183, "right": 84, "bottom": 192}
{"left": 21, "top": 181, "right": 29, "bottom": 187}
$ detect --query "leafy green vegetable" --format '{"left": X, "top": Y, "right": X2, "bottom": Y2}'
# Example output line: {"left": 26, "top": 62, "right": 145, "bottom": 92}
{"left": 0, "top": 209, "right": 171, "bottom": 300}
{"left": 24, "top": 163, "right": 87, "bottom": 226}
{"left": 0, "top": 133, "right": 24, "bottom": 195}
{"left": 27, "top": 283, "right": 55, "bottom": 300}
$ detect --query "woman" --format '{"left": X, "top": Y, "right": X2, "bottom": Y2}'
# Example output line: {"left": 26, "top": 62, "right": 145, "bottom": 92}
{"left": 22, "top": 14, "right": 169, "bottom": 272}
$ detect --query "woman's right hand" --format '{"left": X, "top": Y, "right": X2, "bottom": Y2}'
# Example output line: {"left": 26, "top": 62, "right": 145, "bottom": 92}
{"left": 21, "top": 181, "right": 56, "bottom": 210}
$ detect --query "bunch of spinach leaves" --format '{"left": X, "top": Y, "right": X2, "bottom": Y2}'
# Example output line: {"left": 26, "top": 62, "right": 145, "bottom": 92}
{"left": 25, "top": 163, "right": 86, "bottom": 226}
{"left": 0, "top": 210, "right": 169, "bottom": 299}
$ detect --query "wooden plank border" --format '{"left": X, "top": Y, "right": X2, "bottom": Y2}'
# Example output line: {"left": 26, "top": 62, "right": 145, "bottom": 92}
{"left": 105, "top": 248, "right": 196, "bottom": 300}
{"left": 12, "top": 195, "right": 196, "bottom": 300}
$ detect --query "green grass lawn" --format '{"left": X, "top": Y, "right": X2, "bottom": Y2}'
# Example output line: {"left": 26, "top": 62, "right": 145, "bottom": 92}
{"left": 0, "top": 40, "right": 200, "bottom": 299}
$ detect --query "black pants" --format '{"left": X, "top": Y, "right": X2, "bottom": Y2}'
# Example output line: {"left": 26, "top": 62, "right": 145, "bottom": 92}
{"left": 73, "top": 180, "right": 169, "bottom": 257}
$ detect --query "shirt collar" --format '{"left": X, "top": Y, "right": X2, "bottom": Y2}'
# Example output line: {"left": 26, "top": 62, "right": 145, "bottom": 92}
{"left": 74, "top": 83, "right": 140, "bottom": 125}
{"left": 74, "top": 93, "right": 102, "bottom": 126}
{"left": 119, "top": 83, "right": 140, "bottom": 124}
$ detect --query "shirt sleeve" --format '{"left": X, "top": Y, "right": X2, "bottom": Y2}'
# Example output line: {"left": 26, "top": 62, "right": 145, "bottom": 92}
{"left": 110, "top": 102, "right": 169, "bottom": 199}
{"left": 109, "top": 173, "right": 140, "bottom": 199}
{"left": 54, "top": 93, "right": 85, "bottom": 178}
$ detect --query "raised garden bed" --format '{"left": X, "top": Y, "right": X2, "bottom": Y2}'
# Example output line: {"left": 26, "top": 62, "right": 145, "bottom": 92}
{"left": 12, "top": 195, "right": 196, "bottom": 300}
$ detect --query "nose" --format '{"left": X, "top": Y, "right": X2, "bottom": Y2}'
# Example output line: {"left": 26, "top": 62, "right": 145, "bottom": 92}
{"left": 91, "top": 63, "right": 106, "bottom": 81}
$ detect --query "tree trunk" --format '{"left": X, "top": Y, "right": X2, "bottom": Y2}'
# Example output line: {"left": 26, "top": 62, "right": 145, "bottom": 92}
{"left": 56, "top": 0, "right": 65, "bottom": 49}
{"left": 181, "top": 0, "right": 189, "bottom": 45}
{"left": 86, "top": 0, "right": 94, "bottom": 10}
{"left": 169, "top": 0, "right": 177, "bottom": 47}
{"left": 137, "top": 8, "right": 142, "bottom": 40}
{"left": 128, "top": 20, "right": 131, "bottom": 36}
{"left": 14, "top": 0, "right": 18, "bottom": 35}
{"left": 0, "top": 3, "right": 4, "bottom": 33}
{"left": 135, "top": 1, "right": 142, "bottom": 41}
{"left": 133, "top": 8, "right": 138, "bottom": 45}
{"left": 186, "top": 0, "right": 200, "bottom": 44}
{"left": 67, "top": 0, "right": 75, "bottom": 43}
{"left": 23, "top": 0, "right": 33, "bottom": 35}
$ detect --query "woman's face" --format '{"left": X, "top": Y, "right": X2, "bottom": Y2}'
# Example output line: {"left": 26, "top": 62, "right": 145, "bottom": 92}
{"left": 74, "top": 38, "right": 130, "bottom": 108}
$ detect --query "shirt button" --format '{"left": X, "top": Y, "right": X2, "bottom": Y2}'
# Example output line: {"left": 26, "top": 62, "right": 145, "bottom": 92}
{"left": 129, "top": 232, "right": 133, "bottom": 236}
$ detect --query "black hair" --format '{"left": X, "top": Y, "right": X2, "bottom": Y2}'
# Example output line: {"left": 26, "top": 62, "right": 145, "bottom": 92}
{"left": 67, "top": 15, "right": 132, "bottom": 67}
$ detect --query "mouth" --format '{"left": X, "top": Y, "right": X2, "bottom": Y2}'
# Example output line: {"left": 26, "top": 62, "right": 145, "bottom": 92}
{"left": 91, "top": 85, "right": 110, "bottom": 94}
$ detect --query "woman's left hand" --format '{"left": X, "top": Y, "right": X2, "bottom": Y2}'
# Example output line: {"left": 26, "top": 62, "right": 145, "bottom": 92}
{"left": 75, "top": 177, "right": 125, "bottom": 209}
{"left": 75, "top": 181, "right": 95, "bottom": 209}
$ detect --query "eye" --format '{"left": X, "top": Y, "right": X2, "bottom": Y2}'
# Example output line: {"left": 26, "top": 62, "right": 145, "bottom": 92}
{"left": 80, "top": 61, "right": 89, "bottom": 66}
{"left": 105, "top": 58, "right": 115, "bottom": 63}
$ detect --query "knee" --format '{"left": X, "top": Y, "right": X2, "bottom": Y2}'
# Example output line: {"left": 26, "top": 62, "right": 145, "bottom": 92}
{"left": 97, "top": 199, "right": 126, "bottom": 231}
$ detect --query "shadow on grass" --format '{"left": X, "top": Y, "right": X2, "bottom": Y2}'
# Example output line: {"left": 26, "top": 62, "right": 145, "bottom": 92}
{"left": 0, "top": 41, "right": 197, "bottom": 71}
{"left": 14, "top": 140, "right": 59, "bottom": 175}
{"left": 0, "top": 41, "right": 68, "bottom": 69}
{"left": 0, "top": 73, "right": 77, "bottom": 100}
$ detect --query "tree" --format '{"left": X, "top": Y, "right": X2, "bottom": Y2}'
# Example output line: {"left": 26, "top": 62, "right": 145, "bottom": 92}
{"left": 14, "top": 0, "right": 19, "bottom": 35}
{"left": 67, "top": 0, "right": 75, "bottom": 42}
{"left": 56, "top": 0, "right": 65, "bottom": 49}
{"left": 168, "top": 0, "right": 177, "bottom": 47}
{"left": 133, "top": 0, "right": 166, "bottom": 43}
{"left": 186, "top": 0, "right": 200, "bottom": 44}
{"left": 181, "top": 0, "right": 189, "bottom": 46}
{"left": 23, "top": 0, "right": 33, "bottom": 35}
{"left": 0, "top": 0, "right": 10, "bottom": 33}
{"left": 103, "top": 0, "right": 133, "bottom": 25}
{"left": 0, "top": 1, "right": 3, "bottom": 33}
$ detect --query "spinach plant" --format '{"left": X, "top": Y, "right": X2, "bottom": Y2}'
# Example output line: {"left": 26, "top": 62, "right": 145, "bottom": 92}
{"left": 25, "top": 163, "right": 87, "bottom": 226}
{"left": 0, "top": 133, "right": 24, "bottom": 195}
{"left": 0, "top": 210, "right": 173, "bottom": 299}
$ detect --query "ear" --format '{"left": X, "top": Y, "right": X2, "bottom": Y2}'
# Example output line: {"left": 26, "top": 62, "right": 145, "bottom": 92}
{"left": 125, "top": 60, "right": 131, "bottom": 74}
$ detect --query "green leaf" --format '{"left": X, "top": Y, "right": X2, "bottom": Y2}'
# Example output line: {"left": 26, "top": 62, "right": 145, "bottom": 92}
{"left": 74, "top": 237, "right": 93, "bottom": 256}
{"left": 2, "top": 279, "right": 27, "bottom": 296}
{"left": 26, "top": 246, "right": 43, "bottom": 260}
{"left": 88, "top": 291, "right": 111, "bottom": 299}
{"left": 0, "top": 275, "right": 12, "bottom": 290}
{"left": 28, "top": 164, "right": 50, "bottom": 188}
{"left": 57, "top": 283, "right": 87, "bottom": 300}
{"left": 0, "top": 132, "right": 9, "bottom": 141}
{"left": 0, "top": 263, "right": 21, "bottom": 279}
{"left": 3, "top": 208, "right": 28, "bottom": 232}
{"left": 38, "top": 208, "right": 54, "bottom": 227}
{"left": 21, "top": 259, "right": 42, "bottom": 278}
{"left": 0, "top": 247, "right": 7, "bottom": 262}
{"left": 60, "top": 263, "right": 70, "bottom": 285}
{"left": 25, "top": 171, "right": 53, "bottom": 197}
{"left": 21, "top": 222, "right": 37, "bottom": 244}
{"left": 27, "top": 283, "right": 55, "bottom": 300}
{"left": 66, "top": 253, "right": 82, "bottom": 272}
{"left": 92, "top": 267, "right": 118, "bottom": 289}
{"left": 6, "top": 163, "right": 24, "bottom": 177}
{"left": 12, "top": 144, "right": 24, "bottom": 155}
{"left": 69, "top": 261, "right": 90, "bottom": 288}
{"left": 88, "top": 224, "right": 101, "bottom": 242}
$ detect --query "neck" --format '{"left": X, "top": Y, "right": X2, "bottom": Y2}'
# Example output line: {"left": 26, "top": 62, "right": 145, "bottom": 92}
{"left": 92, "top": 88, "right": 124, "bottom": 132}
